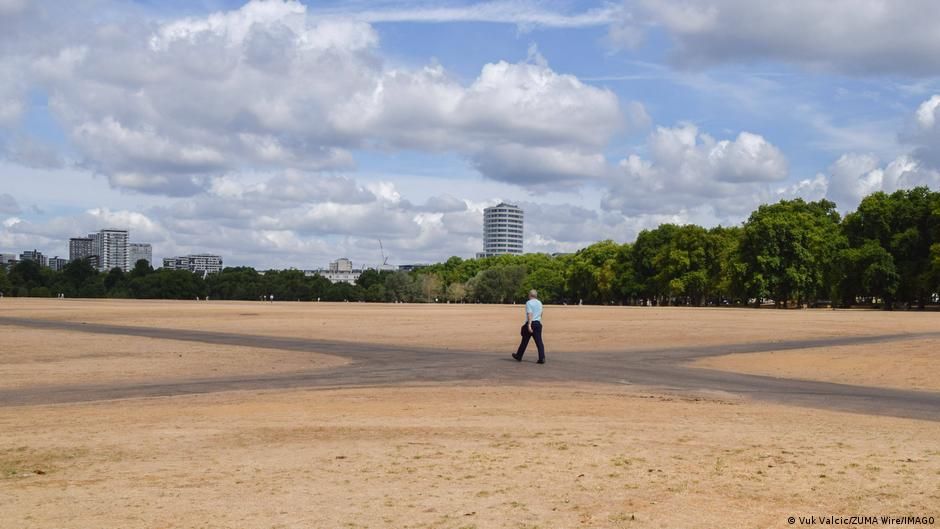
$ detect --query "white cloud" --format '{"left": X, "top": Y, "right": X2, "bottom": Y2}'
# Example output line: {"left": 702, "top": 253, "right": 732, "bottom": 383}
{"left": 335, "top": 58, "right": 626, "bottom": 185}
{"left": 308, "top": 1, "right": 621, "bottom": 29}
{"left": 899, "top": 94, "right": 940, "bottom": 169}
{"left": 775, "top": 174, "right": 829, "bottom": 203}
{"left": 915, "top": 95, "right": 940, "bottom": 130}
{"left": 8, "top": 0, "right": 625, "bottom": 197}
{"left": 618, "top": 0, "right": 940, "bottom": 75}
{"left": 823, "top": 153, "right": 940, "bottom": 210}
{"left": 602, "top": 123, "right": 788, "bottom": 217}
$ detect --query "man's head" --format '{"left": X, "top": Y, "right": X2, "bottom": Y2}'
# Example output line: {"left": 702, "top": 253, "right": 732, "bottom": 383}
{"left": 528, "top": 289, "right": 538, "bottom": 299}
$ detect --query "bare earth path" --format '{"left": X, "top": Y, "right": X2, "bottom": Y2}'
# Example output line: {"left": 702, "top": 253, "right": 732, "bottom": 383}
{"left": 3, "top": 316, "right": 940, "bottom": 421}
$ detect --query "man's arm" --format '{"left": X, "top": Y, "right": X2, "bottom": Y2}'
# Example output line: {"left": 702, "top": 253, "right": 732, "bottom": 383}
{"left": 526, "top": 309, "right": 533, "bottom": 333}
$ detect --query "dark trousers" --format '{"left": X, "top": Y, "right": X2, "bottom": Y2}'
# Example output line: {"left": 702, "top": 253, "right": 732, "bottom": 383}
{"left": 517, "top": 321, "right": 545, "bottom": 361}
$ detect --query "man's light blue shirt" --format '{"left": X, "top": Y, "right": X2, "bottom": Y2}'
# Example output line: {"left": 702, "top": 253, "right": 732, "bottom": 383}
{"left": 525, "top": 299, "right": 543, "bottom": 322}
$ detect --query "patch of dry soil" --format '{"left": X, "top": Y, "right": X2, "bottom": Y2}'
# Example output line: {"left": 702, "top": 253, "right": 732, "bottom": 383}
{"left": 693, "top": 338, "right": 940, "bottom": 392}
{"left": 1, "top": 386, "right": 938, "bottom": 529}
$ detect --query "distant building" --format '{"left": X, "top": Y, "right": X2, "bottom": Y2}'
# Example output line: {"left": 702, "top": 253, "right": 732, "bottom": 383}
{"left": 482, "top": 202, "right": 524, "bottom": 257}
{"left": 163, "top": 256, "right": 189, "bottom": 270}
{"left": 19, "top": 249, "right": 47, "bottom": 267}
{"left": 128, "top": 243, "right": 152, "bottom": 268}
{"left": 398, "top": 264, "right": 428, "bottom": 272}
{"left": 163, "top": 254, "right": 223, "bottom": 275}
{"left": 95, "top": 229, "right": 129, "bottom": 272}
{"left": 48, "top": 257, "right": 68, "bottom": 271}
{"left": 329, "top": 257, "right": 353, "bottom": 273}
{"left": 0, "top": 253, "right": 18, "bottom": 268}
{"left": 69, "top": 237, "right": 95, "bottom": 262}
{"left": 189, "top": 254, "right": 223, "bottom": 274}
{"left": 306, "top": 257, "right": 361, "bottom": 284}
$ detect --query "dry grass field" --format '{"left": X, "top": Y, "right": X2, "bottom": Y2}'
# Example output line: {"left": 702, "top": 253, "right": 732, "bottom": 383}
{"left": 4, "top": 297, "right": 940, "bottom": 353}
{"left": 695, "top": 338, "right": 940, "bottom": 393}
{"left": 0, "top": 325, "right": 347, "bottom": 390}
{"left": 0, "top": 298, "right": 938, "bottom": 529}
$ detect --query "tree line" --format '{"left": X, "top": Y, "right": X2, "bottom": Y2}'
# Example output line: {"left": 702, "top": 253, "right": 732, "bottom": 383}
{"left": 2, "top": 188, "right": 939, "bottom": 308}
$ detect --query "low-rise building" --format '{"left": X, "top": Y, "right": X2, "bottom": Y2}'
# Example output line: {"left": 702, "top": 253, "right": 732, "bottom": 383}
{"left": 163, "top": 256, "right": 189, "bottom": 270}
{"left": 329, "top": 257, "right": 353, "bottom": 273}
{"left": 128, "top": 243, "right": 153, "bottom": 268}
{"left": 163, "top": 254, "right": 223, "bottom": 274}
{"left": 0, "top": 253, "right": 17, "bottom": 269}
{"left": 189, "top": 254, "right": 223, "bottom": 274}
{"left": 19, "top": 249, "right": 47, "bottom": 267}
{"left": 48, "top": 256, "right": 68, "bottom": 271}
{"left": 305, "top": 258, "right": 362, "bottom": 284}
{"left": 397, "top": 264, "right": 428, "bottom": 272}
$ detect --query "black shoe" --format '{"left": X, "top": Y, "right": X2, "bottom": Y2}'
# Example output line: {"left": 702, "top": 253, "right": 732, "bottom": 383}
{"left": 512, "top": 353, "right": 522, "bottom": 362}
{"left": 537, "top": 359, "right": 545, "bottom": 364}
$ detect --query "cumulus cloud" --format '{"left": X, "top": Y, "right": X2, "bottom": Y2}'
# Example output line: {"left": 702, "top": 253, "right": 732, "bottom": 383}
{"left": 602, "top": 123, "right": 788, "bottom": 217}
{"left": 915, "top": 95, "right": 940, "bottom": 130}
{"left": 617, "top": 0, "right": 940, "bottom": 75}
{"left": 823, "top": 153, "right": 940, "bottom": 210}
{"left": 334, "top": 58, "right": 625, "bottom": 184}
{"left": 899, "top": 93, "right": 940, "bottom": 170}
{"left": 6, "top": 0, "right": 627, "bottom": 196}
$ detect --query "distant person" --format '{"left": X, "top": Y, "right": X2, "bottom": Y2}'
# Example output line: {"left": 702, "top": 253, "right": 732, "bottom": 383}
{"left": 269, "top": 294, "right": 274, "bottom": 303}
{"left": 512, "top": 289, "right": 545, "bottom": 364}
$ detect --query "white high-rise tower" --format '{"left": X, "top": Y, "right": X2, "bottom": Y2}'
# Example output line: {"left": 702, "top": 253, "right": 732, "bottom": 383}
{"left": 481, "top": 202, "right": 524, "bottom": 257}
{"left": 94, "top": 229, "right": 129, "bottom": 272}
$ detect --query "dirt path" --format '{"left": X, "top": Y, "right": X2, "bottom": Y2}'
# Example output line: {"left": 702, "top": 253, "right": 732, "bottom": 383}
{"left": 2, "top": 316, "right": 940, "bottom": 421}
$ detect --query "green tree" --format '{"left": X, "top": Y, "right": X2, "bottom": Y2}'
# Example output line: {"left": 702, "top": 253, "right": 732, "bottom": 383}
{"left": 418, "top": 273, "right": 443, "bottom": 302}
{"left": 521, "top": 255, "right": 566, "bottom": 303}
{"left": 129, "top": 259, "right": 154, "bottom": 279}
{"left": 205, "top": 267, "right": 262, "bottom": 300}
{"left": 445, "top": 281, "right": 467, "bottom": 302}
{"left": 9, "top": 259, "right": 45, "bottom": 294}
{"left": 711, "top": 226, "right": 746, "bottom": 305}
{"left": 363, "top": 282, "right": 387, "bottom": 302}
{"left": 929, "top": 243, "right": 940, "bottom": 295}
{"left": 841, "top": 188, "right": 940, "bottom": 308}
{"left": 62, "top": 259, "right": 100, "bottom": 297}
{"left": 835, "top": 241, "right": 899, "bottom": 306}
{"left": 0, "top": 266, "right": 11, "bottom": 295}
{"left": 356, "top": 269, "right": 381, "bottom": 290}
{"left": 631, "top": 224, "right": 681, "bottom": 304}
{"left": 740, "top": 198, "right": 845, "bottom": 307}
{"left": 468, "top": 265, "right": 526, "bottom": 303}
{"left": 647, "top": 225, "right": 710, "bottom": 305}
{"left": 385, "top": 271, "right": 417, "bottom": 302}
{"left": 104, "top": 267, "right": 126, "bottom": 293}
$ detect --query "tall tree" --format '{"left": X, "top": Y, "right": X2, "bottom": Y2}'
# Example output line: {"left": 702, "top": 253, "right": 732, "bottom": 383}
{"left": 0, "top": 266, "right": 11, "bottom": 295}
{"left": 740, "top": 198, "right": 845, "bottom": 307}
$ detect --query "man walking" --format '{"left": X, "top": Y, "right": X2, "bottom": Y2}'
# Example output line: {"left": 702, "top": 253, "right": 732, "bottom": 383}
{"left": 513, "top": 289, "right": 545, "bottom": 364}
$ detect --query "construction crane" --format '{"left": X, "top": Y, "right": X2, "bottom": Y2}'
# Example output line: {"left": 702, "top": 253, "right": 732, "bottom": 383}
{"left": 378, "top": 239, "right": 389, "bottom": 269}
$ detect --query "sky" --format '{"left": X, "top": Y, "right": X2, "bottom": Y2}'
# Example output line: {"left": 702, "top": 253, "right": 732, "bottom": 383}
{"left": 2, "top": 0, "right": 940, "bottom": 269}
